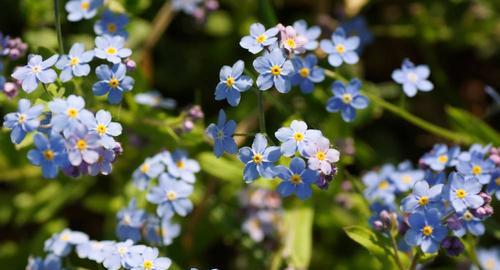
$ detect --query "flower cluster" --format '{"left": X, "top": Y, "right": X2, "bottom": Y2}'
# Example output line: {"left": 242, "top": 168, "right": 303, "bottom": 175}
{"left": 363, "top": 143, "right": 499, "bottom": 255}
{"left": 3, "top": 96, "right": 123, "bottom": 178}
{"left": 240, "top": 188, "right": 282, "bottom": 242}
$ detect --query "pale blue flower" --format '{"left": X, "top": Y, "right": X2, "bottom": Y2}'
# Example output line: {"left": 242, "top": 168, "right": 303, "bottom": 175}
{"left": 11, "top": 54, "right": 58, "bottom": 93}
{"left": 274, "top": 120, "right": 322, "bottom": 157}
{"left": 420, "top": 144, "right": 460, "bottom": 171}
{"left": 94, "top": 35, "right": 131, "bottom": 64}
{"left": 144, "top": 216, "right": 181, "bottom": 246}
{"left": 447, "top": 172, "right": 484, "bottom": 213}
{"left": 253, "top": 48, "right": 294, "bottom": 93}
{"left": 291, "top": 54, "right": 324, "bottom": 94}
{"left": 238, "top": 134, "right": 281, "bottom": 182}
{"left": 164, "top": 150, "right": 200, "bottom": 184}
{"left": 132, "top": 155, "right": 165, "bottom": 190}
{"left": 65, "top": 125, "right": 100, "bottom": 166}
{"left": 293, "top": 20, "right": 321, "bottom": 51}
{"left": 147, "top": 173, "right": 194, "bottom": 218}
{"left": 392, "top": 59, "right": 433, "bottom": 97}
{"left": 320, "top": 27, "right": 359, "bottom": 67}
{"left": 82, "top": 109, "right": 122, "bottom": 149}
{"left": 474, "top": 248, "right": 500, "bottom": 270}
{"left": 26, "top": 254, "right": 62, "bottom": 270}
{"left": 93, "top": 63, "right": 134, "bottom": 104}
{"left": 116, "top": 199, "right": 146, "bottom": 242}
{"left": 326, "top": 79, "right": 369, "bottom": 122}
{"left": 240, "top": 23, "right": 279, "bottom": 54}
{"left": 65, "top": 0, "right": 103, "bottom": 21}
{"left": 124, "top": 247, "right": 171, "bottom": 270}
{"left": 3, "top": 98, "right": 43, "bottom": 144}
{"left": 48, "top": 95, "right": 92, "bottom": 133}
{"left": 44, "top": 229, "right": 89, "bottom": 256}
{"left": 27, "top": 133, "right": 68, "bottom": 179}
{"left": 94, "top": 10, "right": 129, "bottom": 38}
{"left": 456, "top": 152, "right": 495, "bottom": 184}
{"left": 102, "top": 240, "right": 141, "bottom": 270}
{"left": 401, "top": 181, "right": 444, "bottom": 213}
{"left": 76, "top": 240, "right": 115, "bottom": 263}
{"left": 214, "top": 60, "right": 253, "bottom": 106}
{"left": 55, "top": 43, "right": 94, "bottom": 82}
{"left": 88, "top": 148, "right": 115, "bottom": 176}
{"left": 363, "top": 164, "right": 397, "bottom": 204}
{"left": 452, "top": 211, "right": 485, "bottom": 237}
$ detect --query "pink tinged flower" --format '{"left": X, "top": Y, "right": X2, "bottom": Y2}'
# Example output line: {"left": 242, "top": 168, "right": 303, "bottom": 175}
{"left": 304, "top": 137, "right": 340, "bottom": 174}
{"left": 280, "top": 26, "right": 308, "bottom": 54}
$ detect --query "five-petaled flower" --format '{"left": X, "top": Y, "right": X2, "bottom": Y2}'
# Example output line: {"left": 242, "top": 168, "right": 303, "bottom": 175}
{"left": 240, "top": 23, "right": 279, "bottom": 54}
{"left": 274, "top": 120, "right": 322, "bottom": 157}
{"left": 56, "top": 43, "right": 94, "bottom": 82}
{"left": 320, "top": 27, "right": 360, "bottom": 67}
{"left": 27, "top": 133, "right": 68, "bottom": 179}
{"left": 456, "top": 152, "right": 495, "bottom": 185}
{"left": 94, "top": 35, "right": 132, "bottom": 64}
{"left": 147, "top": 173, "right": 194, "bottom": 218}
{"left": 65, "top": 0, "right": 103, "bottom": 22}
{"left": 303, "top": 136, "right": 340, "bottom": 175}
{"left": 392, "top": 59, "right": 433, "bottom": 97}
{"left": 274, "top": 157, "right": 319, "bottom": 200}
{"left": 326, "top": 79, "right": 369, "bottom": 122}
{"left": 291, "top": 54, "right": 325, "bottom": 94}
{"left": 12, "top": 54, "right": 59, "bottom": 93}
{"left": 93, "top": 63, "right": 135, "bottom": 104}
{"left": 293, "top": 19, "right": 321, "bottom": 51}
{"left": 238, "top": 133, "right": 281, "bottom": 182}
{"left": 214, "top": 60, "right": 253, "bottom": 106}
{"left": 94, "top": 10, "right": 129, "bottom": 38}
{"left": 205, "top": 109, "right": 238, "bottom": 157}
{"left": 401, "top": 180, "right": 444, "bottom": 213}
{"left": 124, "top": 247, "right": 171, "bottom": 270}
{"left": 82, "top": 109, "right": 122, "bottom": 149}
{"left": 404, "top": 209, "right": 448, "bottom": 253}
{"left": 447, "top": 172, "right": 484, "bottom": 213}
{"left": 253, "top": 48, "right": 294, "bottom": 93}
{"left": 3, "top": 98, "right": 43, "bottom": 144}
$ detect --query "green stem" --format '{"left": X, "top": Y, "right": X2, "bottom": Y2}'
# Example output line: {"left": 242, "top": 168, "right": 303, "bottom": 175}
{"left": 233, "top": 132, "right": 255, "bottom": 137}
{"left": 389, "top": 233, "right": 405, "bottom": 270}
{"left": 324, "top": 70, "right": 472, "bottom": 144}
{"left": 54, "top": 0, "right": 64, "bottom": 55}
{"left": 408, "top": 249, "right": 421, "bottom": 270}
{"left": 257, "top": 90, "right": 267, "bottom": 134}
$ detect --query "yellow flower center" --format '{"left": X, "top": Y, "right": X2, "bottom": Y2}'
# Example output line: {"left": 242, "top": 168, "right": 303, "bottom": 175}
{"left": 166, "top": 191, "right": 177, "bottom": 201}
{"left": 140, "top": 163, "right": 150, "bottom": 173}
{"left": 285, "top": 38, "right": 296, "bottom": 48}
{"left": 496, "top": 177, "right": 500, "bottom": 186}
{"left": 117, "top": 247, "right": 127, "bottom": 256}
{"left": 43, "top": 150, "right": 55, "bottom": 161}
{"left": 335, "top": 44, "right": 346, "bottom": 54}
{"left": 485, "top": 258, "right": 496, "bottom": 270}
{"left": 437, "top": 155, "right": 448, "bottom": 164}
{"left": 143, "top": 260, "right": 154, "bottom": 270}
{"left": 406, "top": 72, "right": 418, "bottom": 83}
{"left": 226, "top": 76, "right": 235, "bottom": 87}
{"left": 290, "top": 174, "right": 302, "bottom": 184}
{"left": 76, "top": 139, "right": 87, "bottom": 151}
{"left": 176, "top": 160, "right": 185, "bottom": 169}
{"left": 256, "top": 34, "right": 267, "bottom": 44}
{"left": 108, "top": 77, "right": 120, "bottom": 88}
{"left": 455, "top": 189, "right": 467, "bottom": 199}
{"left": 463, "top": 211, "right": 473, "bottom": 221}
{"left": 342, "top": 93, "right": 353, "bottom": 104}
{"left": 270, "top": 65, "right": 282, "bottom": 76}
{"left": 299, "top": 67, "right": 310, "bottom": 78}
{"left": 70, "top": 57, "right": 79, "bottom": 66}
{"left": 316, "top": 151, "right": 326, "bottom": 161}
{"left": 81, "top": 1, "right": 90, "bottom": 10}
{"left": 96, "top": 124, "right": 107, "bottom": 135}
{"left": 252, "top": 153, "right": 263, "bottom": 164}
{"left": 107, "top": 23, "right": 117, "bottom": 33}
{"left": 293, "top": 132, "right": 304, "bottom": 142}
{"left": 418, "top": 196, "right": 429, "bottom": 206}
{"left": 60, "top": 233, "right": 70, "bottom": 241}
{"left": 378, "top": 180, "right": 389, "bottom": 190}
{"left": 401, "top": 175, "right": 412, "bottom": 184}
{"left": 66, "top": 108, "right": 79, "bottom": 118}
{"left": 17, "top": 113, "right": 27, "bottom": 123}
{"left": 421, "top": 225, "right": 433, "bottom": 236}
{"left": 106, "top": 47, "right": 117, "bottom": 55}
{"left": 472, "top": 165, "right": 482, "bottom": 175}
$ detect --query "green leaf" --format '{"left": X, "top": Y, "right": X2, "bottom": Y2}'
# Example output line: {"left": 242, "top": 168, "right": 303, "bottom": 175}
{"left": 283, "top": 206, "right": 313, "bottom": 268}
{"left": 258, "top": 0, "right": 278, "bottom": 27}
{"left": 197, "top": 152, "right": 243, "bottom": 182}
{"left": 344, "top": 225, "right": 386, "bottom": 257}
{"left": 446, "top": 106, "right": 500, "bottom": 145}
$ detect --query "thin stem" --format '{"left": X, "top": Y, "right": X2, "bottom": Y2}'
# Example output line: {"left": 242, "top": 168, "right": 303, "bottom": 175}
{"left": 324, "top": 70, "right": 473, "bottom": 144}
{"left": 408, "top": 249, "right": 421, "bottom": 270}
{"left": 257, "top": 90, "right": 267, "bottom": 134}
{"left": 54, "top": 0, "right": 64, "bottom": 55}
{"left": 233, "top": 132, "right": 255, "bottom": 137}
{"left": 389, "top": 233, "right": 405, "bottom": 270}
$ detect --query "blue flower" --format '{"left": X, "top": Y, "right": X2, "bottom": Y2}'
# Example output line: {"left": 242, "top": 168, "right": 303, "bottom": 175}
{"left": 66, "top": 125, "right": 101, "bottom": 166}
{"left": 65, "top": 0, "right": 103, "bottom": 21}
{"left": 404, "top": 209, "right": 448, "bottom": 253}
{"left": 205, "top": 109, "right": 237, "bottom": 157}
{"left": 303, "top": 136, "right": 340, "bottom": 175}
{"left": 214, "top": 60, "right": 253, "bottom": 106}
{"left": 452, "top": 211, "right": 485, "bottom": 237}
{"left": 253, "top": 48, "right": 294, "bottom": 93}
{"left": 3, "top": 98, "right": 43, "bottom": 144}
{"left": 171, "top": 0, "right": 202, "bottom": 15}
{"left": 420, "top": 144, "right": 460, "bottom": 171}
{"left": 401, "top": 181, "right": 444, "bottom": 213}
{"left": 362, "top": 164, "right": 396, "bottom": 204}
{"left": 132, "top": 155, "right": 165, "bottom": 190}
{"left": 274, "top": 157, "right": 319, "bottom": 200}
{"left": 391, "top": 168, "right": 425, "bottom": 193}
{"left": 94, "top": 36, "right": 131, "bottom": 64}
{"left": 116, "top": 199, "right": 146, "bottom": 242}
{"left": 102, "top": 240, "right": 140, "bottom": 270}
{"left": 146, "top": 173, "right": 194, "bottom": 218}
{"left": 340, "top": 16, "right": 373, "bottom": 52}
{"left": 48, "top": 95, "right": 91, "bottom": 132}
{"left": 320, "top": 27, "right": 360, "bottom": 67}
{"left": 44, "top": 229, "right": 89, "bottom": 256}
{"left": 424, "top": 171, "right": 447, "bottom": 186}
{"left": 144, "top": 216, "right": 181, "bottom": 246}
{"left": 274, "top": 120, "right": 322, "bottom": 157}
{"left": 88, "top": 148, "right": 115, "bottom": 176}
{"left": 293, "top": 20, "right": 321, "bottom": 51}
{"left": 55, "top": 43, "right": 94, "bottom": 82}
{"left": 238, "top": 134, "right": 281, "bottom": 182}
{"left": 474, "top": 248, "right": 500, "bottom": 270}
{"left": 326, "top": 79, "right": 369, "bottom": 122}
{"left": 26, "top": 254, "right": 62, "bottom": 270}
{"left": 457, "top": 152, "right": 495, "bottom": 185}
{"left": 486, "top": 169, "right": 500, "bottom": 200}
{"left": 11, "top": 54, "right": 58, "bottom": 93}
{"left": 94, "top": 10, "right": 129, "bottom": 38}
{"left": 27, "top": 133, "right": 67, "bottom": 179}
{"left": 240, "top": 23, "right": 279, "bottom": 54}
{"left": 291, "top": 54, "right": 325, "bottom": 94}
{"left": 124, "top": 247, "right": 171, "bottom": 270}
{"left": 134, "top": 91, "right": 177, "bottom": 109}
{"left": 76, "top": 240, "right": 114, "bottom": 263}
{"left": 447, "top": 172, "right": 484, "bottom": 213}
{"left": 457, "top": 143, "right": 491, "bottom": 162}
{"left": 82, "top": 109, "right": 122, "bottom": 149}
{"left": 165, "top": 150, "right": 200, "bottom": 184}
{"left": 392, "top": 59, "right": 433, "bottom": 97}
{"left": 93, "top": 63, "right": 135, "bottom": 104}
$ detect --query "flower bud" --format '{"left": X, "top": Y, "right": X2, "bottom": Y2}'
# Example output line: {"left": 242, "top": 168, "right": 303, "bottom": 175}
{"left": 3, "top": 82, "right": 19, "bottom": 98}
{"left": 441, "top": 236, "right": 464, "bottom": 256}
{"left": 446, "top": 215, "right": 462, "bottom": 231}
{"left": 124, "top": 58, "right": 136, "bottom": 72}
{"left": 373, "top": 220, "right": 384, "bottom": 231}
{"left": 183, "top": 119, "right": 194, "bottom": 132}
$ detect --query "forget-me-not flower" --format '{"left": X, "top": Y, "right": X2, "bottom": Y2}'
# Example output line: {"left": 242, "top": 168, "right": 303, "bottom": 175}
{"left": 447, "top": 172, "right": 484, "bottom": 213}
{"left": 171, "top": 0, "right": 202, "bottom": 15}
{"left": 27, "top": 133, "right": 67, "bottom": 178}
{"left": 12, "top": 54, "right": 58, "bottom": 93}
{"left": 303, "top": 136, "right": 340, "bottom": 175}
{"left": 147, "top": 173, "right": 194, "bottom": 218}
{"left": 274, "top": 157, "right": 319, "bottom": 200}
{"left": 456, "top": 152, "right": 495, "bottom": 184}
{"left": 452, "top": 210, "right": 485, "bottom": 237}
{"left": 76, "top": 240, "right": 114, "bottom": 263}
{"left": 391, "top": 168, "right": 425, "bottom": 193}
{"left": 291, "top": 54, "right": 325, "bottom": 94}
{"left": 26, "top": 254, "right": 62, "bottom": 270}
{"left": 94, "top": 35, "right": 131, "bottom": 64}
{"left": 65, "top": 0, "right": 102, "bottom": 21}
{"left": 66, "top": 125, "right": 100, "bottom": 166}
{"left": 392, "top": 59, "right": 433, "bottom": 97}
{"left": 124, "top": 247, "right": 171, "bottom": 270}
{"left": 144, "top": 216, "right": 181, "bottom": 246}
{"left": 293, "top": 20, "right": 321, "bottom": 51}
{"left": 165, "top": 150, "right": 200, "bottom": 183}
{"left": 320, "top": 27, "right": 359, "bottom": 67}
{"left": 404, "top": 209, "right": 448, "bottom": 253}
{"left": 486, "top": 169, "right": 500, "bottom": 200}
{"left": 48, "top": 95, "right": 91, "bottom": 132}
{"left": 94, "top": 10, "right": 129, "bottom": 38}
{"left": 238, "top": 133, "right": 281, "bottom": 182}
{"left": 102, "top": 240, "right": 139, "bottom": 270}
{"left": 132, "top": 155, "right": 165, "bottom": 190}
{"left": 474, "top": 248, "right": 500, "bottom": 270}
{"left": 362, "top": 164, "right": 397, "bottom": 204}
{"left": 88, "top": 148, "right": 115, "bottom": 176}
{"left": 44, "top": 229, "right": 89, "bottom": 256}
{"left": 116, "top": 199, "right": 146, "bottom": 242}
{"left": 240, "top": 23, "right": 279, "bottom": 54}
{"left": 93, "top": 63, "right": 135, "bottom": 104}
{"left": 253, "top": 48, "right": 294, "bottom": 93}
{"left": 326, "top": 79, "right": 369, "bottom": 122}
{"left": 205, "top": 109, "right": 237, "bottom": 157}
{"left": 420, "top": 144, "right": 460, "bottom": 171}
{"left": 274, "top": 120, "right": 322, "bottom": 157}
{"left": 340, "top": 16, "right": 373, "bottom": 52}
{"left": 401, "top": 181, "right": 444, "bottom": 213}
{"left": 82, "top": 109, "right": 122, "bottom": 149}
{"left": 3, "top": 98, "right": 43, "bottom": 144}
{"left": 55, "top": 43, "right": 94, "bottom": 82}
{"left": 214, "top": 60, "right": 253, "bottom": 106}
{"left": 278, "top": 25, "right": 307, "bottom": 54}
